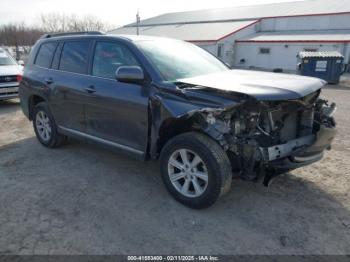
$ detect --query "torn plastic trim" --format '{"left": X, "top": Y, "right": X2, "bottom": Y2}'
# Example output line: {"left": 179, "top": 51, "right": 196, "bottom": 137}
{"left": 178, "top": 106, "right": 238, "bottom": 150}
{"left": 148, "top": 88, "right": 245, "bottom": 158}
{"left": 173, "top": 98, "right": 262, "bottom": 151}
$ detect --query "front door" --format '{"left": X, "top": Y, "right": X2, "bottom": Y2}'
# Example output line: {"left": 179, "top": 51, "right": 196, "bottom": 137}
{"left": 83, "top": 41, "right": 150, "bottom": 154}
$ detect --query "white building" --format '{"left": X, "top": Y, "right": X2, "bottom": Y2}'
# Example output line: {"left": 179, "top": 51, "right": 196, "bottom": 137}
{"left": 110, "top": 0, "right": 350, "bottom": 72}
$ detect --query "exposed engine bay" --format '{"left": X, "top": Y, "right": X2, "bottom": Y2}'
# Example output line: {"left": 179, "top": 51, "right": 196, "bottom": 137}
{"left": 187, "top": 90, "right": 337, "bottom": 185}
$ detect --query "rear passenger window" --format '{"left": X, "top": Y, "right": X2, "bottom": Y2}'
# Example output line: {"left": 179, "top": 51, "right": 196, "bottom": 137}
{"left": 92, "top": 42, "right": 140, "bottom": 79}
{"left": 35, "top": 42, "right": 58, "bottom": 68}
{"left": 59, "top": 41, "right": 90, "bottom": 74}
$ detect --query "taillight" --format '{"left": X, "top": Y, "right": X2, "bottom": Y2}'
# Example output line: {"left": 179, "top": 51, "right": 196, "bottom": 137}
{"left": 16, "top": 75, "right": 23, "bottom": 82}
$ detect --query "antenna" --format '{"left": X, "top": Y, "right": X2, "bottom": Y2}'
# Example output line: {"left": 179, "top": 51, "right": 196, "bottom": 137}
{"left": 136, "top": 10, "right": 140, "bottom": 35}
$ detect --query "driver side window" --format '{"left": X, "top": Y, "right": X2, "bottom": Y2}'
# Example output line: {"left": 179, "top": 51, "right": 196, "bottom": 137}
{"left": 92, "top": 41, "right": 140, "bottom": 79}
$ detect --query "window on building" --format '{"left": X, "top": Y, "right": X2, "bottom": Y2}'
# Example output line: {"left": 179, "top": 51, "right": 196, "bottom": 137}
{"left": 217, "top": 44, "right": 224, "bottom": 58}
{"left": 59, "top": 41, "right": 90, "bottom": 74}
{"left": 35, "top": 42, "right": 58, "bottom": 68}
{"left": 259, "top": 48, "right": 270, "bottom": 54}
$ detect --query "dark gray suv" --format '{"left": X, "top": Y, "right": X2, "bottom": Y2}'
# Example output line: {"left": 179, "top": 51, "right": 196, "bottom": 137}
{"left": 19, "top": 32, "right": 336, "bottom": 208}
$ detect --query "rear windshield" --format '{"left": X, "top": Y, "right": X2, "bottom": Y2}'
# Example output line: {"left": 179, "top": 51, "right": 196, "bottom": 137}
{"left": 0, "top": 50, "right": 17, "bottom": 66}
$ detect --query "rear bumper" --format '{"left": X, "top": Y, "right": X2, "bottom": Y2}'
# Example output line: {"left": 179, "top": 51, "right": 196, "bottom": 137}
{"left": 263, "top": 125, "right": 336, "bottom": 170}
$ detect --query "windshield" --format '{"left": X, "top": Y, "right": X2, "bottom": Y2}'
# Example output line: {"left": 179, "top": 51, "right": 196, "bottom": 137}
{"left": 0, "top": 49, "right": 17, "bottom": 66}
{"left": 136, "top": 39, "right": 228, "bottom": 81}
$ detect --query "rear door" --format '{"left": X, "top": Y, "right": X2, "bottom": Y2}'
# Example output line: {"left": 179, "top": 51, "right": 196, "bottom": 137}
{"left": 83, "top": 40, "right": 150, "bottom": 154}
{"left": 49, "top": 39, "right": 92, "bottom": 132}
{"left": 24, "top": 41, "right": 58, "bottom": 111}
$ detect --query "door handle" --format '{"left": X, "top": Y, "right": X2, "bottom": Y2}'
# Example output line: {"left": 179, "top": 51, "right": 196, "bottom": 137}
{"left": 44, "top": 78, "right": 53, "bottom": 85}
{"left": 84, "top": 85, "right": 96, "bottom": 94}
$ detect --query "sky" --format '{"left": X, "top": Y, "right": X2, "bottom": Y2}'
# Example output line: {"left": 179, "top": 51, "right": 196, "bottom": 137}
{"left": 0, "top": 0, "right": 305, "bottom": 29}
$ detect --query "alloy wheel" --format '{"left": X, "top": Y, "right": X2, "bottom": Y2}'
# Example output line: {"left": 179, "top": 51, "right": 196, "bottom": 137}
{"left": 35, "top": 110, "right": 52, "bottom": 142}
{"left": 167, "top": 149, "right": 209, "bottom": 198}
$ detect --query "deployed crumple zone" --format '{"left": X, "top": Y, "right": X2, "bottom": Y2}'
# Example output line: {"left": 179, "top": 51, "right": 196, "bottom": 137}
{"left": 152, "top": 70, "right": 337, "bottom": 186}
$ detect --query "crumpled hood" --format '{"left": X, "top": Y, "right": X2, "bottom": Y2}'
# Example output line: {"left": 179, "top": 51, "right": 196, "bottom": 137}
{"left": 178, "top": 69, "right": 326, "bottom": 101}
{"left": 0, "top": 65, "right": 23, "bottom": 76}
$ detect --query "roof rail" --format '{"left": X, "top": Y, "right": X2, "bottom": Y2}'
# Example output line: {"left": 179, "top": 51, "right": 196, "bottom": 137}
{"left": 40, "top": 31, "right": 104, "bottom": 39}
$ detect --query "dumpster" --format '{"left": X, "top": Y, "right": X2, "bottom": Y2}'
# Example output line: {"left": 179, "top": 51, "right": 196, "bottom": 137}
{"left": 298, "top": 51, "right": 344, "bottom": 84}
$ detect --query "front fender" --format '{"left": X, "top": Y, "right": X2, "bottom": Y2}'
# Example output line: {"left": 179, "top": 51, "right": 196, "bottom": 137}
{"left": 148, "top": 90, "right": 242, "bottom": 158}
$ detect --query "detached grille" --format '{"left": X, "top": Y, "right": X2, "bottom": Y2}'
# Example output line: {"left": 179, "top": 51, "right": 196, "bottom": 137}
{"left": 0, "top": 75, "right": 17, "bottom": 83}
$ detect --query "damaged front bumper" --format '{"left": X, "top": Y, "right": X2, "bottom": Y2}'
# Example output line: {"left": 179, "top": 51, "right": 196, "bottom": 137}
{"left": 176, "top": 93, "right": 336, "bottom": 185}
{"left": 262, "top": 125, "right": 336, "bottom": 170}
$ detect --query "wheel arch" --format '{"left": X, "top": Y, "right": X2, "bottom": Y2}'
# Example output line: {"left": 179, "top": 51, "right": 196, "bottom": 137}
{"left": 28, "top": 94, "right": 46, "bottom": 120}
{"left": 154, "top": 112, "right": 227, "bottom": 159}
{"left": 155, "top": 116, "right": 200, "bottom": 157}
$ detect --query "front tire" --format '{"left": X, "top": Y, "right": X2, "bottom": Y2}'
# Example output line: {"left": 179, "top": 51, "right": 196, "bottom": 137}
{"left": 33, "top": 102, "right": 66, "bottom": 148}
{"left": 160, "top": 132, "right": 232, "bottom": 209}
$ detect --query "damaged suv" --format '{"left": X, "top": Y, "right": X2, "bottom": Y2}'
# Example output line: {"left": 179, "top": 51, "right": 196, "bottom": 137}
{"left": 19, "top": 33, "right": 336, "bottom": 208}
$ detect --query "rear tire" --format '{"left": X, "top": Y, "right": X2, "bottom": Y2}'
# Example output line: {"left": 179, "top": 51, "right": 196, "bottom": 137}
{"left": 160, "top": 132, "right": 232, "bottom": 209}
{"left": 33, "top": 102, "right": 67, "bottom": 148}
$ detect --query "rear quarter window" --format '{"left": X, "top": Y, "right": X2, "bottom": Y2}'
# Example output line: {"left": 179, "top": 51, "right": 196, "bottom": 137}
{"left": 35, "top": 42, "right": 58, "bottom": 68}
{"left": 59, "top": 41, "right": 90, "bottom": 74}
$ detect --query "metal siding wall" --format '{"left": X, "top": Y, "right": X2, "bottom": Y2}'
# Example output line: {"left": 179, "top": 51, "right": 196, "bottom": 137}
{"left": 216, "top": 24, "right": 257, "bottom": 66}
{"left": 193, "top": 14, "right": 350, "bottom": 70}
{"left": 261, "top": 14, "right": 350, "bottom": 31}
{"left": 234, "top": 42, "right": 346, "bottom": 71}
{"left": 196, "top": 23, "right": 258, "bottom": 66}
{"left": 197, "top": 44, "right": 218, "bottom": 56}
{"left": 344, "top": 43, "right": 350, "bottom": 64}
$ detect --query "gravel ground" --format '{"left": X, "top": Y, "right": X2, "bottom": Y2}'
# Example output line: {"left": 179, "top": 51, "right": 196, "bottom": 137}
{"left": 0, "top": 86, "right": 349, "bottom": 255}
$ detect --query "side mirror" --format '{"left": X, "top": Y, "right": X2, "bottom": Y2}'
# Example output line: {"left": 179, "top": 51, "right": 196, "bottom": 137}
{"left": 115, "top": 66, "right": 144, "bottom": 83}
{"left": 17, "top": 60, "right": 24, "bottom": 66}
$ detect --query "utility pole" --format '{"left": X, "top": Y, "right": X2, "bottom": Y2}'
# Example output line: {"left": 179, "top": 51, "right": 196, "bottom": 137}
{"left": 136, "top": 10, "right": 140, "bottom": 35}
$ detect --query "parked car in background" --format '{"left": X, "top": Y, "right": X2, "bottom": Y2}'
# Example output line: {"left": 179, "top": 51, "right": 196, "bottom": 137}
{"left": 19, "top": 32, "right": 336, "bottom": 209}
{"left": 0, "top": 47, "right": 23, "bottom": 101}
